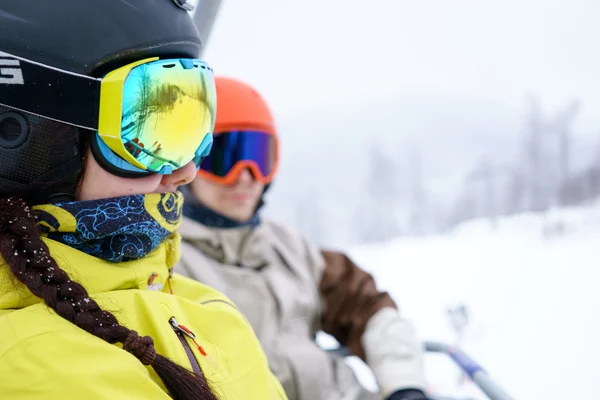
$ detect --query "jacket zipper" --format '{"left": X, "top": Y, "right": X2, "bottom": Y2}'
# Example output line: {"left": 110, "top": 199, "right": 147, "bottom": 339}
{"left": 169, "top": 316, "right": 203, "bottom": 376}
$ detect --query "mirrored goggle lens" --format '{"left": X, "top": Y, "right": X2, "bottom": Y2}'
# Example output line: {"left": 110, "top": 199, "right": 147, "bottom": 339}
{"left": 120, "top": 59, "right": 216, "bottom": 173}
{"left": 200, "top": 131, "right": 276, "bottom": 178}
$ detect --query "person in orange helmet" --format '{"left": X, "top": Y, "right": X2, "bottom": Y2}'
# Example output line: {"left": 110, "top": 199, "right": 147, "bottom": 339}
{"left": 178, "top": 77, "right": 429, "bottom": 400}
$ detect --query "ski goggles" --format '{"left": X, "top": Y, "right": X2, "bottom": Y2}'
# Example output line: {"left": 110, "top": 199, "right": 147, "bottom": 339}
{"left": 198, "top": 130, "right": 279, "bottom": 184}
{"left": 0, "top": 51, "right": 216, "bottom": 177}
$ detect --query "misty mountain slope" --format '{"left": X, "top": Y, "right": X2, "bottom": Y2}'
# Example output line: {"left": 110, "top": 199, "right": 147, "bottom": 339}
{"left": 263, "top": 92, "right": 599, "bottom": 246}
{"left": 264, "top": 94, "right": 527, "bottom": 246}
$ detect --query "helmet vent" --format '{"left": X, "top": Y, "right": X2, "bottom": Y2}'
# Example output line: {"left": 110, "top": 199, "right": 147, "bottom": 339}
{"left": 0, "top": 112, "right": 29, "bottom": 149}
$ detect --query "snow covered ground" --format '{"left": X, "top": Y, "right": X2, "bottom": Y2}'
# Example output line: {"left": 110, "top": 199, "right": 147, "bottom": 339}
{"left": 323, "top": 201, "right": 600, "bottom": 399}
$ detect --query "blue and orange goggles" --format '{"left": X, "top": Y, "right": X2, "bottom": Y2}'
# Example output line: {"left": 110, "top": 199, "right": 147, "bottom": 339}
{"left": 198, "top": 130, "right": 279, "bottom": 185}
{"left": 0, "top": 51, "right": 216, "bottom": 177}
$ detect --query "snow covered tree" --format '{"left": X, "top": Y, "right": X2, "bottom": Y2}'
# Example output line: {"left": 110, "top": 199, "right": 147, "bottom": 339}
{"left": 356, "top": 143, "right": 403, "bottom": 243}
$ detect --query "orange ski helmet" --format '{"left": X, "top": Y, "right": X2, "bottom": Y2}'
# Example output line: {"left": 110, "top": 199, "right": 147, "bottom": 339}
{"left": 198, "top": 77, "right": 279, "bottom": 185}
{"left": 214, "top": 77, "right": 276, "bottom": 135}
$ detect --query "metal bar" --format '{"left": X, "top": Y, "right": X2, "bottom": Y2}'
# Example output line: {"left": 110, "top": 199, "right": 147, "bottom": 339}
{"left": 191, "top": 0, "right": 223, "bottom": 55}
{"left": 425, "top": 341, "right": 515, "bottom": 400}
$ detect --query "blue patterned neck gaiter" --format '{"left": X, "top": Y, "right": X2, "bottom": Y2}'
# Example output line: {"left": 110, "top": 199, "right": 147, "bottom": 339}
{"left": 33, "top": 192, "right": 183, "bottom": 262}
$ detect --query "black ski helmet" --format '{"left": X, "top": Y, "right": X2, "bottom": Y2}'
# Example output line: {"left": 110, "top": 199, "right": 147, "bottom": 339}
{"left": 0, "top": 0, "right": 203, "bottom": 204}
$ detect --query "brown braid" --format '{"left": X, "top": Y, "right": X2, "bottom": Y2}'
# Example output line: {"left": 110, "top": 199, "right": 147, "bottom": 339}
{"left": 0, "top": 196, "right": 218, "bottom": 400}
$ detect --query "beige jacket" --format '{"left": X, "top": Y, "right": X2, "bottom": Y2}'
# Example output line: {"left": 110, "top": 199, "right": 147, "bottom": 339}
{"left": 177, "top": 217, "right": 427, "bottom": 400}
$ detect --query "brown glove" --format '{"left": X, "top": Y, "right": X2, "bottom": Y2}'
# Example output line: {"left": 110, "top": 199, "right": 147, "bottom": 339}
{"left": 320, "top": 250, "right": 396, "bottom": 361}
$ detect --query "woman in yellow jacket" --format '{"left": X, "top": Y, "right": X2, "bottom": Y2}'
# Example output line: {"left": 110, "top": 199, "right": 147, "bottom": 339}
{"left": 0, "top": 2, "right": 285, "bottom": 400}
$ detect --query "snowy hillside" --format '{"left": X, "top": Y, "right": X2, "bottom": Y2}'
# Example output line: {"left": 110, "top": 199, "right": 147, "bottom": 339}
{"left": 332, "top": 201, "right": 600, "bottom": 399}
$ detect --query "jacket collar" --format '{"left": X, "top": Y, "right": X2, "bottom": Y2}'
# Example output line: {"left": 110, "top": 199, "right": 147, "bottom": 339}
{"left": 0, "top": 234, "right": 181, "bottom": 311}
{"left": 179, "top": 217, "right": 270, "bottom": 269}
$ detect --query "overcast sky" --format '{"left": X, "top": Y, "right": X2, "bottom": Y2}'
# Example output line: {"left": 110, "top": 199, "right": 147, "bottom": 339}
{"left": 201, "top": 0, "right": 600, "bottom": 121}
